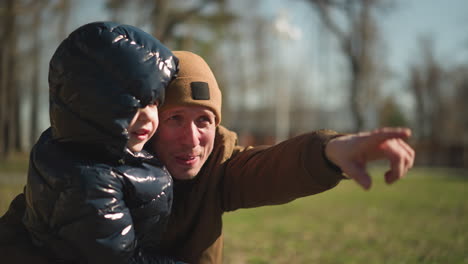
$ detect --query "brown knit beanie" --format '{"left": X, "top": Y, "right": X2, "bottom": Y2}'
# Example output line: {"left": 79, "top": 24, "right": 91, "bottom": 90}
{"left": 160, "top": 51, "right": 222, "bottom": 125}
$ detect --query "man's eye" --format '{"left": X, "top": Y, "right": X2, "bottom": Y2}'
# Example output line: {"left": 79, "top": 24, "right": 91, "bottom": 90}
{"left": 200, "top": 116, "right": 210, "bottom": 122}
{"left": 197, "top": 116, "right": 213, "bottom": 126}
{"left": 167, "top": 115, "right": 182, "bottom": 121}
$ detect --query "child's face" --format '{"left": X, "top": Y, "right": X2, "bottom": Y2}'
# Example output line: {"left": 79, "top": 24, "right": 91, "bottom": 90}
{"left": 127, "top": 104, "right": 159, "bottom": 152}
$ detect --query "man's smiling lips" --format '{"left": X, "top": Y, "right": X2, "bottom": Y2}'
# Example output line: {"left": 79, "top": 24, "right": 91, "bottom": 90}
{"left": 175, "top": 154, "right": 199, "bottom": 166}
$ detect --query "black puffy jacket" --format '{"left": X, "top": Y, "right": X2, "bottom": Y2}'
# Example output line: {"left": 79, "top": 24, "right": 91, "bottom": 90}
{"left": 22, "top": 22, "right": 180, "bottom": 264}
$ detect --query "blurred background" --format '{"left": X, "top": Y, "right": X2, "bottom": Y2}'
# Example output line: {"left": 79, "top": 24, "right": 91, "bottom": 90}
{"left": 1, "top": 0, "right": 468, "bottom": 166}
{"left": 0, "top": 1, "right": 467, "bottom": 263}
{"left": 1, "top": 0, "right": 468, "bottom": 167}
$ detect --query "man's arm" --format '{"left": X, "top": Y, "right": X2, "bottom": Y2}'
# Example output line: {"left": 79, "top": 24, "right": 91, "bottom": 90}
{"left": 221, "top": 129, "right": 346, "bottom": 211}
{"left": 220, "top": 127, "right": 414, "bottom": 211}
{"left": 325, "top": 127, "right": 415, "bottom": 190}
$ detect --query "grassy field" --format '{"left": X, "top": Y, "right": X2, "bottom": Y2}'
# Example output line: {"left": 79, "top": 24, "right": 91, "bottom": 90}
{"left": 222, "top": 167, "right": 468, "bottom": 264}
{"left": 1, "top": 165, "right": 467, "bottom": 263}
{"left": 0, "top": 153, "right": 28, "bottom": 214}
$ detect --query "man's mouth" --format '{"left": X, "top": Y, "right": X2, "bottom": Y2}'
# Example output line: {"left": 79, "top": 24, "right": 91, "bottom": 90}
{"left": 175, "top": 154, "right": 199, "bottom": 166}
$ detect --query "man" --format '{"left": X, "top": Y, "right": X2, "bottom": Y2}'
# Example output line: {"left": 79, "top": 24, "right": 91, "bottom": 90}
{"left": 152, "top": 51, "right": 415, "bottom": 263}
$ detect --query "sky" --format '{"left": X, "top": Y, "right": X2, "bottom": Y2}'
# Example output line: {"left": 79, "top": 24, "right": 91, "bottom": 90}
{"left": 382, "top": 0, "right": 468, "bottom": 70}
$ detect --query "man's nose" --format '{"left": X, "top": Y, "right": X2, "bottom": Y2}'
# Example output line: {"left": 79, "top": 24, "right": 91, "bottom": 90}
{"left": 180, "top": 122, "right": 200, "bottom": 147}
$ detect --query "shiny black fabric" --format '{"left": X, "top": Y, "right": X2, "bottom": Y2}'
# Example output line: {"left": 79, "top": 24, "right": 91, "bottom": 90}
{"left": 21, "top": 22, "right": 180, "bottom": 264}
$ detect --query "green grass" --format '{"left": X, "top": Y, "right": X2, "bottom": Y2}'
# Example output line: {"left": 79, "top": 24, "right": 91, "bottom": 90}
{"left": 222, "top": 167, "right": 468, "bottom": 264}
{"left": 0, "top": 166, "right": 467, "bottom": 263}
{"left": 0, "top": 153, "right": 28, "bottom": 214}
{"left": 0, "top": 152, "right": 29, "bottom": 173}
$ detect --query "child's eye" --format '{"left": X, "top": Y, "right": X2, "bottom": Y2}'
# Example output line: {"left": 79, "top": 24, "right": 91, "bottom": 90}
{"left": 149, "top": 99, "right": 160, "bottom": 106}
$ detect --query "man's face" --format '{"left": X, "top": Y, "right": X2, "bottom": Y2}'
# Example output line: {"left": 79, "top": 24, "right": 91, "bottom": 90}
{"left": 152, "top": 105, "right": 216, "bottom": 180}
{"left": 127, "top": 104, "right": 159, "bottom": 152}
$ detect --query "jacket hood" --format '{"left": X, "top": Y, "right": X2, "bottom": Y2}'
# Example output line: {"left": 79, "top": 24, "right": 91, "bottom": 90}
{"left": 48, "top": 21, "right": 178, "bottom": 156}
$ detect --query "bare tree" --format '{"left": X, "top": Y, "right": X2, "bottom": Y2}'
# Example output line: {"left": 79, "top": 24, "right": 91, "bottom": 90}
{"left": 409, "top": 36, "right": 468, "bottom": 167}
{"left": 29, "top": 1, "right": 49, "bottom": 146}
{"left": 304, "top": 0, "right": 388, "bottom": 131}
{"left": 408, "top": 36, "right": 444, "bottom": 141}
{"left": 407, "top": 36, "right": 449, "bottom": 165}
{"left": 0, "top": 0, "right": 20, "bottom": 159}
{"left": 106, "top": 0, "right": 126, "bottom": 21}
{"left": 0, "top": 0, "right": 72, "bottom": 159}
{"left": 452, "top": 66, "right": 468, "bottom": 137}
{"left": 106, "top": 0, "right": 234, "bottom": 46}
{"left": 445, "top": 64, "right": 468, "bottom": 167}
{"left": 149, "top": 0, "right": 194, "bottom": 43}
{"left": 378, "top": 96, "right": 408, "bottom": 127}
{"left": 28, "top": 0, "right": 71, "bottom": 146}
{"left": 106, "top": 0, "right": 208, "bottom": 42}
{"left": 0, "top": 1, "right": 7, "bottom": 158}
{"left": 54, "top": 0, "right": 71, "bottom": 39}
{"left": 409, "top": 65, "right": 425, "bottom": 138}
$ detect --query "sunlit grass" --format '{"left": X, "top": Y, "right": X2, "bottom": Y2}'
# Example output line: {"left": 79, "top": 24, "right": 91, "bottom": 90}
{"left": 0, "top": 183, "right": 24, "bottom": 214}
{"left": 0, "top": 153, "right": 28, "bottom": 214}
{"left": 223, "top": 167, "right": 468, "bottom": 264}
{"left": 0, "top": 152, "right": 29, "bottom": 173}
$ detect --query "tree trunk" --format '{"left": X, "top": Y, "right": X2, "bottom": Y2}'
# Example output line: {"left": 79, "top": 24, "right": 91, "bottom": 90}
{"left": 0, "top": 0, "right": 17, "bottom": 159}
{"left": 6, "top": 18, "right": 19, "bottom": 155}
{"left": 30, "top": 3, "right": 43, "bottom": 146}
{"left": 307, "top": 0, "right": 380, "bottom": 132}
{"left": 57, "top": 0, "right": 71, "bottom": 40}
{"left": 350, "top": 74, "right": 364, "bottom": 131}
{"left": 0, "top": 4, "right": 5, "bottom": 159}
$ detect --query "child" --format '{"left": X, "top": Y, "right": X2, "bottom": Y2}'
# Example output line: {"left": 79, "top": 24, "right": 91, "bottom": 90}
{"left": 21, "top": 21, "right": 181, "bottom": 263}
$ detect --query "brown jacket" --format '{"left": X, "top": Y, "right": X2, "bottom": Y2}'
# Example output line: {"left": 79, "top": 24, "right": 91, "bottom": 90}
{"left": 159, "top": 126, "right": 346, "bottom": 263}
